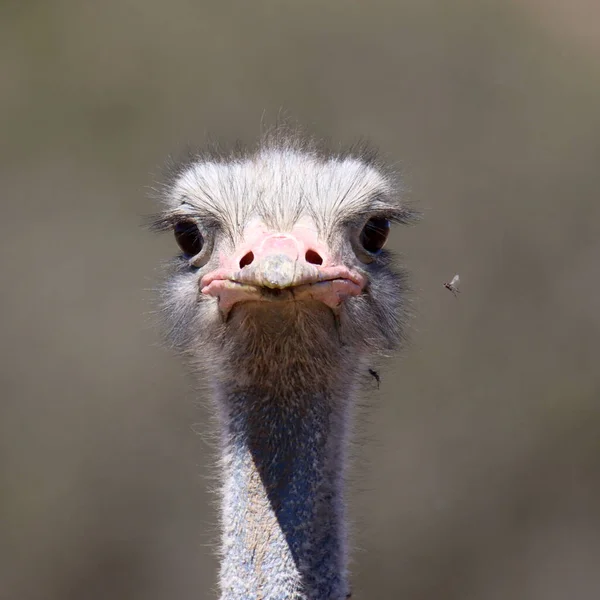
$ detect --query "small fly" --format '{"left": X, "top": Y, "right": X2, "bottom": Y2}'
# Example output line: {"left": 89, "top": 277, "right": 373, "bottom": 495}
{"left": 443, "top": 274, "right": 460, "bottom": 297}
{"left": 368, "top": 369, "right": 380, "bottom": 389}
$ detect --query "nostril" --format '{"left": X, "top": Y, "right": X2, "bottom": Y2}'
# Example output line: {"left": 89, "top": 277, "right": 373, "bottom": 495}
{"left": 239, "top": 251, "right": 254, "bottom": 269}
{"left": 305, "top": 250, "right": 323, "bottom": 265}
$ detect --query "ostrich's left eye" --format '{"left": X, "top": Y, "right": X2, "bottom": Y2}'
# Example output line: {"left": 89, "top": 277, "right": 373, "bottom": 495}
{"left": 174, "top": 221, "right": 204, "bottom": 257}
{"left": 359, "top": 218, "right": 390, "bottom": 254}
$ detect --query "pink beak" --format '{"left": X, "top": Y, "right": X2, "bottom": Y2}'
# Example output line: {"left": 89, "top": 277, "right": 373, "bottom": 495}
{"left": 200, "top": 223, "right": 366, "bottom": 314}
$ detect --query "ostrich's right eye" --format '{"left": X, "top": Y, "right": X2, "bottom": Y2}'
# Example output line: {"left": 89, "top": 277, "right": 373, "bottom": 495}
{"left": 174, "top": 221, "right": 204, "bottom": 257}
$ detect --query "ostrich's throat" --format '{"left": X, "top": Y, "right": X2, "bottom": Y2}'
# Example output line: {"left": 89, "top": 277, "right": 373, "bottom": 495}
{"left": 217, "top": 388, "right": 350, "bottom": 600}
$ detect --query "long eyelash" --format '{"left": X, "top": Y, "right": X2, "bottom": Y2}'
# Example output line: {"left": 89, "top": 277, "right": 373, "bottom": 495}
{"left": 145, "top": 212, "right": 221, "bottom": 234}
{"left": 337, "top": 206, "right": 417, "bottom": 233}
{"left": 146, "top": 213, "right": 175, "bottom": 232}
{"left": 388, "top": 206, "right": 420, "bottom": 225}
{"left": 365, "top": 221, "right": 389, "bottom": 233}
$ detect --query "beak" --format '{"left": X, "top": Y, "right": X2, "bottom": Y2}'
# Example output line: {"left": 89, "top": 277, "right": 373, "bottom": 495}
{"left": 200, "top": 226, "right": 366, "bottom": 314}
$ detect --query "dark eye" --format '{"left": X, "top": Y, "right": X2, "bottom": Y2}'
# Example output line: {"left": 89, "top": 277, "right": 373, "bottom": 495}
{"left": 174, "top": 221, "right": 204, "bottom": 257}
{"left": 359, "top": 218, "right": 390, "bottom": 254}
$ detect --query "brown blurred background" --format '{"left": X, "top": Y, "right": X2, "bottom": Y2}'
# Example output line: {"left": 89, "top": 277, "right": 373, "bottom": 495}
{"left": 1, "top": 1, "right": 599, "bottom": 598}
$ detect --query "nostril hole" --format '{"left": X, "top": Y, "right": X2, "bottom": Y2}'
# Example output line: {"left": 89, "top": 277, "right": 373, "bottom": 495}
{"left": 239, "top": 251, "right": 254, "bottom": 269}
{"left": 305, "top": 250, "right": 323, "bottom": 265}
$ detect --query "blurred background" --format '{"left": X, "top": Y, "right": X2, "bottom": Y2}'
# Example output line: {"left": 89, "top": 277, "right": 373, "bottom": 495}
{"left": 1, "top": 1, "right": 599, "bottom": 598}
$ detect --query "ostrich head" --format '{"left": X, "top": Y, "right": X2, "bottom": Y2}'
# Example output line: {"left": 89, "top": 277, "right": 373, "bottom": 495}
{"left": 154, "top": 131, "right": 412, "bottom": 600}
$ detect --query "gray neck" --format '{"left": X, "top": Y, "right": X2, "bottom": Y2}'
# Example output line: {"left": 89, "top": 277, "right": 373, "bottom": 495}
{"left": 216, "top": 385, "right": 351, "bottom": 600}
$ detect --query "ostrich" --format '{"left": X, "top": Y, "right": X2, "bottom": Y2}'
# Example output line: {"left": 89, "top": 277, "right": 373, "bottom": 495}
{"left": 153, "top": 130, "right": 413, "bottom": 600}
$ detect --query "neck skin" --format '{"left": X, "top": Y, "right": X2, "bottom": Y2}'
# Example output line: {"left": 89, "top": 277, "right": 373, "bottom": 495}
{"left": 215, "top": 381, "right": 353, "bottom": 600}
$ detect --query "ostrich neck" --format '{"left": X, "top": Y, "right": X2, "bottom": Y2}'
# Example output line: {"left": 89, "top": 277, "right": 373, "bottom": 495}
{"left": 216, "top": 381, "right": 352, "bottom": 600}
